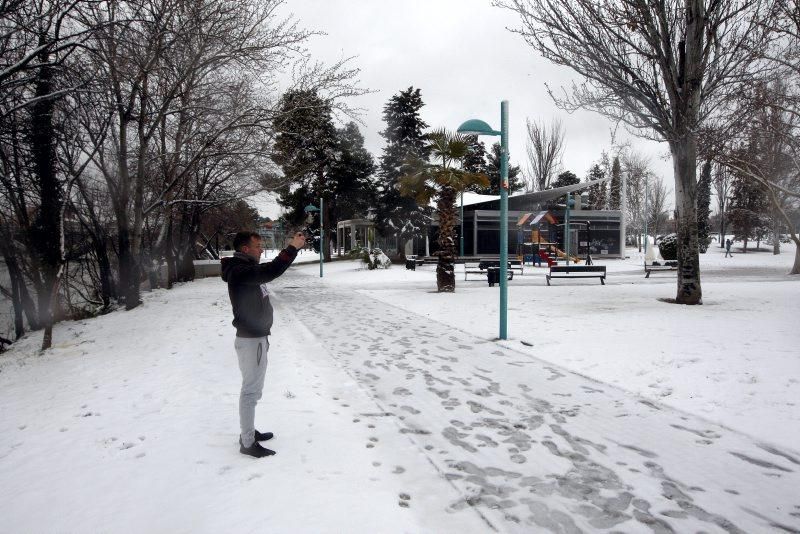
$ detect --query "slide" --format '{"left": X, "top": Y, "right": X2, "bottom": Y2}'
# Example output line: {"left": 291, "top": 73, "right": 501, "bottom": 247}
{"left": 551, "top": 247, "right": 582, "bottom": 263}
{"left": 537, "top": 251, "right": 558, "bottom": 267}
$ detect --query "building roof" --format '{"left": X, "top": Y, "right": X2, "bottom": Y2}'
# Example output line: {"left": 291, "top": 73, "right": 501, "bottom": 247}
{"left": 465, "top": 178, "right": 611, "bottom": 211}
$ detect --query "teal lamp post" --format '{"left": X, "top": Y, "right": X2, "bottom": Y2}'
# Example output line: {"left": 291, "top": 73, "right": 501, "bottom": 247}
{"left": 304, "top": 201, "right": 323, "bottom": 278}
{"left": 458, "top": 100, "right": 509, "bottom": 340}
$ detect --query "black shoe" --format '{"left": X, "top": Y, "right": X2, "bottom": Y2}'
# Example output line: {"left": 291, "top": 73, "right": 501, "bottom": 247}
{"left": 239, "top": 437, "right": 276, "bottom": 458}
{"left": 255, "top": 430, "right": 274, "bottom": 442}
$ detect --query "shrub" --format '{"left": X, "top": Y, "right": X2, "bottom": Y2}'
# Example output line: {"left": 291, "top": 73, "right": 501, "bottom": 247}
{"left": 699, "top": 236, "right": 712, "bottom": 253}
{"left": 658, "top": 233, "right": 678, "bottom": 260}
{"left": 359, "top": 248, "right": 391, "bottom": 270}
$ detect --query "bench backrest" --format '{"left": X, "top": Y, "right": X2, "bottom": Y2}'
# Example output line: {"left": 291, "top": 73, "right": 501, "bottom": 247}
{"left": 478, "top": 260, "right": 515, "bottom": 269}
{"left": 550, "top": 265, "right": 606, "bottom": 273}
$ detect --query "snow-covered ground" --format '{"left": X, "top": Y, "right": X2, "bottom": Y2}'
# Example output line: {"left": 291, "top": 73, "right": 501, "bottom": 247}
{"left": 0, "top": 243, "right": 797, "bottom": 533}
{"left": 323, "top": 243, "right": 800, "bottom": 450}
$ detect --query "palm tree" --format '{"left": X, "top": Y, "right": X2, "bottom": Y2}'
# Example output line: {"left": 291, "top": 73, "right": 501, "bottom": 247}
{"left": 399, "top": 129, "right": 489, "bottom": 292}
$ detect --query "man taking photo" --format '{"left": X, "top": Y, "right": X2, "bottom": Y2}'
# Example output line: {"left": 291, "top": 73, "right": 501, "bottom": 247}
{"left": 221, "top": 230, "right": 306, "bottom": 458}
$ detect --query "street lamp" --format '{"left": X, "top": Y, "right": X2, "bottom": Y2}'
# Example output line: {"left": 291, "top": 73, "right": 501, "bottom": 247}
{"left": 304, "top": 202, "right": 323, "bottom": 278}
{"left": 458, "top": 100, "right": 510, "bottom": 340}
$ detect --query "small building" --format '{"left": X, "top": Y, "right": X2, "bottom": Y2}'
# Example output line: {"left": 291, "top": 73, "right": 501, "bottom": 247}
{"left": 430, "top": 179, "right": 625, "bottom": 258}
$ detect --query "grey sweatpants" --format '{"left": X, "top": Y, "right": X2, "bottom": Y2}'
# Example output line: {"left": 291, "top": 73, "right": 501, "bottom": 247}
{"left": 234, "top": 336, "right": 269, "bottom": 447}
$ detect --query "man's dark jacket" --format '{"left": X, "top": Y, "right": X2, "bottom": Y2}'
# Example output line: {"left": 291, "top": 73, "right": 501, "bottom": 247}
{"left": 221, "top": 247, "right": 298, "bottom": 337}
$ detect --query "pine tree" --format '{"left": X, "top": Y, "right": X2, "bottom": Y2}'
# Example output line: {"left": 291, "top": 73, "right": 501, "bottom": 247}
{"left": 609, "top": 156, "right": 621, "bottom": 209}
{"left": 462, "top": 135, "right": 488, "bottom": 188}
{"left": 696, "top": 160, "right": 712, "bottom": 253}
{"left": 375, "top": 87, "right": 431, "bottom": 259}
{"left": 272, "top": 89, "right": 337, "bottom": 259}
{"left": 586, "top": 164, "right": 607, "bottom": 209}
{"left": 479, "top": 143, "right": 524, "bottom": 194}
{"left": 728, "top": 165, "right": 769, "bottom": 253}
{"left": 549, "top": 170, "right": 580, "bottom": 189}
{"left": 328, "top": 122, "right": 377, "bottom": 223}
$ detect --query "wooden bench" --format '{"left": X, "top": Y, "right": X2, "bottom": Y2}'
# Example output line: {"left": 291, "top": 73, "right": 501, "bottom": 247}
{"left": 644, "top": 262, "right": 678, "bottom": 278}
{"left": 546, "top": 265, "right": 606, "bottom": 285}
{"left": 464, "top": 261, "right": 514, "bottom": 281}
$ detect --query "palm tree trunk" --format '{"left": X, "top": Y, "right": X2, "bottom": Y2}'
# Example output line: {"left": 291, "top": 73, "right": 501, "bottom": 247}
{"left": 436, "top": 186, "right": 457, "bottom": 292}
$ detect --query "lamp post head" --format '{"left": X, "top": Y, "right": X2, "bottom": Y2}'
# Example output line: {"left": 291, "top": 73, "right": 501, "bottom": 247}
{"left": 457, "top": 119, "right": 501, "bottom": 137}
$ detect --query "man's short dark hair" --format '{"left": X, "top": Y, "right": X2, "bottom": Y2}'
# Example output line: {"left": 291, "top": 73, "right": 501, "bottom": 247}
{"left": 233, "top": 231, "right": 261, "bottom": 252}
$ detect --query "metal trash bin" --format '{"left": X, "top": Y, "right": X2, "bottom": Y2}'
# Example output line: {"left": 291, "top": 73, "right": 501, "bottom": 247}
{"left": 405, "top": 259, "right": 416, "bottom": 270}
{"left": 487, "top": 267, "right": 500, "bottom": 286}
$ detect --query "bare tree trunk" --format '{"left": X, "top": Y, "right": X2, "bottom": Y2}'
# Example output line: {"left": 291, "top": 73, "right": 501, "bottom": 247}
{"left": 397, "top": 237, "right": 408, "bottom": 261}
{"left": 0, "top": 245, "right": 39, "bottom": 337}
{"left": 791, "top": 237, "right": 800, "bottom": 275}
{"left": 41, "top": 263, "right": 65, "bottom": 351}
{"left": 671, "top": 137, "right": 702, "bottom": 305}
{"left": 29, "top": 55, "right": 63, "bottom": 350}
{"left": 165, "top": 224, "right": 176, "bottom": 289}
{"left": 117, "top": 223, "right": 140, "bottom": 310}
{"left": 773, "top": 211, "right": 781, "bottom": 255}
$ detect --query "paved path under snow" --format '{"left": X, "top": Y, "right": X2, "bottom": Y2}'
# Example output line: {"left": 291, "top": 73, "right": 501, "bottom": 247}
{"left": 275, "top": 270, "right": 800, "bottom": 534}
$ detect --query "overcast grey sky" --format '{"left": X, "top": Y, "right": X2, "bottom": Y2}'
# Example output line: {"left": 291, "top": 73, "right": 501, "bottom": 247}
{"left": 258, "top": 0, "right": 674, "bottom": 217}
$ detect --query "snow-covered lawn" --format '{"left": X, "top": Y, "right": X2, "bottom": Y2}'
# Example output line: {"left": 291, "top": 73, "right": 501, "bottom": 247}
{"left": 0, "top": 242, "right": 797, "bottom": 533}
{"left": 309, "top": 244, "right": 799, "bottom": 450}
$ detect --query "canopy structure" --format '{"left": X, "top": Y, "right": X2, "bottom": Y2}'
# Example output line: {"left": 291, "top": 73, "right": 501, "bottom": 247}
{"left": 516, "top": 211, "right": 558, "bottom": 227}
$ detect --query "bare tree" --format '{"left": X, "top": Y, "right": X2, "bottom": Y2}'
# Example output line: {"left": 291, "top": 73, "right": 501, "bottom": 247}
{"left": 713, "top": 78, "right": 800, "bottom": 272}
{"left": 621, "top": 149, "right": 651, "bottom": 251}
{"left": 524, "top": 117, "right": 565, "bottom": 191}
{"left": 712, "top": 163, "right": 733, "bottom": 246}
{"left": 498, "top": 0, "right": 776, "bottom": 304}
{"left": 0, "top": 0, "right": 101, "bottom": 349}
{"left": 81, "top": 0, "right": 320, "bottom": 309}
{"left": 647, "top": 175, "right": 672, "bottom": 243}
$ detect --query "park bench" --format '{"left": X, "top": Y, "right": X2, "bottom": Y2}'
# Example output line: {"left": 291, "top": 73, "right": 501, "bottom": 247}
{"left": 508, "top": 259, "right": 524, "bottom": 276}
{"left": 464, "top": 260, "right": 514, "bottom": 282}
{"left": 546, "top": 265, "right": 606, "bottom": 285}
{"left": 644, "top": 261, "right": 678, "bottom": 278}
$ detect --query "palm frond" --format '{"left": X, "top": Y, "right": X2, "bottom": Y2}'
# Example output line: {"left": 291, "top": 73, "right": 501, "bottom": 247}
{"left": 398, "top": 156, "right": 437, "bottom": 205}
